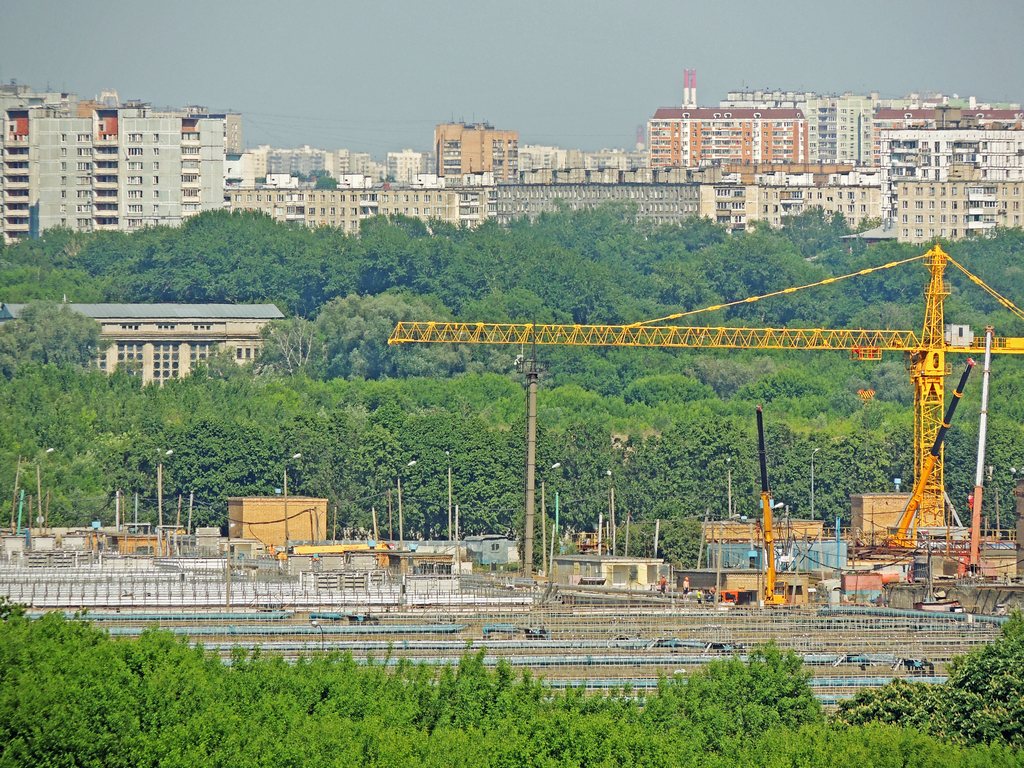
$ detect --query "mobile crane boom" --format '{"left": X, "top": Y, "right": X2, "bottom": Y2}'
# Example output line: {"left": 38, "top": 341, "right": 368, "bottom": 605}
{"left": 757, "top": 406, "right": 787, "bottom": 606}
{"left": 890, "top": 358, "right": 975, "bottom": 547}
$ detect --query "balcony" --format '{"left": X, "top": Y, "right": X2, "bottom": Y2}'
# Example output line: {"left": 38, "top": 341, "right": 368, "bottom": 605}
{"left": 4, "top": 176, "right": 29, "bottom": 189}
{"left": 94, "top": 134, "right": 119, "bottom": 146}
{"left": 4, "top": 134, "right": 28, "bottom": 144}
{"left": 2, "top": 188, "right": 29, "bottom": 201}
{"left": 4, "top": 218, "right": 29, "bottom": 232}
{"left": 93, "top": 176, "right": 119, "bottom": 190}
{"left": 966, "top": 193, "right": 996, "bottom": 203}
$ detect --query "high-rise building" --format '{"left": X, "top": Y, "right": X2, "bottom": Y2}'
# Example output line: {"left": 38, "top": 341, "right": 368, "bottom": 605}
{"left": 2, "top": 102, "right": 226, "bottom": 243}
{"left": 648, "top": 107, "right": 808, "bottom": 168}
{"left": 721, "top": 90, "right": 877, "bottom": 165}
{"left": 434, "top": 123, "right": 518, "bottom": 181}
{"left": 386, "top": 149, "right": 425, "bottom": 184}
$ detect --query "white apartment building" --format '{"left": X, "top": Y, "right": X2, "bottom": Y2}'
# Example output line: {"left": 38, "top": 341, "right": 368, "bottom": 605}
{"left": 879, "top": 127, "right": 1024, "bottom": 220}
{"left": 2, "top": 104, "right": 225, "bottom": 243}
{"left": 386, "top": 149, "right": 425, "bottom": 184}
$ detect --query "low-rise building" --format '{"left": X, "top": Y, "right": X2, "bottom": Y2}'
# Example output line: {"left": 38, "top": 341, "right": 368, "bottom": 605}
{"left": 551, "top": 554, "right": 665, "bottom": 589}
{"left": 228, "top": 185, "right": 472, "bottom": 232}
{"left": 892, "top": 170, "right": 1024, "bottom": 244}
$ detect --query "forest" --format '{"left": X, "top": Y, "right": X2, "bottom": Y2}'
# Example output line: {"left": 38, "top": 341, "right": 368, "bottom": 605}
{"left": 1, "top": 600, "right": 1023, "bottom": 767}
{"left": 2, "top": 208, "right": 1024, "bottom": 562}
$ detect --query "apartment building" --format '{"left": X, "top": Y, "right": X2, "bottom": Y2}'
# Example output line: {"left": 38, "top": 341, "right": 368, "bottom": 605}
{"left": 0, "top": 303, "right": 282, "bottom": 385}
{"left": 722, "top": 90, "right": 877, "bottom": 165}
{"left": 879, "top": 126, "right": 1024, "bottom": 220}
{"left": 2, "top": 103, "right": 225, "bottom": 243}
{"left": 434, "top": 123, "right": 518, "bottom": 181}
{"left": 893, "top": 170, "right": 1024, "bottom": 244}
{"left": 227, "top": 185, "right": 489, "bottom": 232}
{"left": 696, "top": 166, "right": 881, "bottom": 232}
{"left": 494, "top": 181, "right": 700, "bottom": 227}
{"left": 648, "top": 108, "right": 808, "bottom": 168}
{"left": 386, "top": 149, "right": 426, "bottom": 184}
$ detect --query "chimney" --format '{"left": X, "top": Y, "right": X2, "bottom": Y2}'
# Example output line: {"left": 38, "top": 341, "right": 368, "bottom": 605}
{"left": 682, "top": 70, "right": 690, "bottom": 108}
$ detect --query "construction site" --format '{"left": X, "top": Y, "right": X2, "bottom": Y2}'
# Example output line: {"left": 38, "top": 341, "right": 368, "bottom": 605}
{"left": 3, "top": 245, "right": 1024, "bottom": 706}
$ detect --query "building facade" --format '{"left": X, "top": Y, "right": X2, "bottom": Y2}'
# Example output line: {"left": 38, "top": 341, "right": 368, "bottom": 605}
{"left": 722, "top": 90, "right": 877, "bottom": 165}
{"left": 893, "top": 173, "right": 1024, "bottom": 244}
{"left": 386, "top": 149, "right": 426, "bottom": 184}
{"left": 434, "top": 122, "right": 518, "bottom": 181}
{"left": 697, "top": 166, "right": 881, "bottom": 232}
{"left": 227, "top": 185, "right": 490, "bottom": 232}
{"left": 0, "top": 302, "right": 283, "bottom": 384}
{"left": 879, "top": 126, "right": 1024, "bottom": 220}
{"left": 2, "top": 104, "right": 225, "bottom": 243}
{"left": 648, "top": 108, "right": 808, "bottom": 168}
{"left": 494, "top": 181, "right": 700, "bottom": 226}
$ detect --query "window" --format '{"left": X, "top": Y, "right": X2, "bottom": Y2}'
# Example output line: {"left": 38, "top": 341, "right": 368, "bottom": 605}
{"left": 127, "top": 147, "right": 143, "bottom": 156}
{"left": 153, "top": 342, "right": 180, "bottom": 381}
{"left": 116, "top": 343, "right": 144, "bottom": 376}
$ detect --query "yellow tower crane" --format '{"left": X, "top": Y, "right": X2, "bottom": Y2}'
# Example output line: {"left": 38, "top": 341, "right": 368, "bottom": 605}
{"left": 389, "top": 244, "right": 1024, "bottom": 545}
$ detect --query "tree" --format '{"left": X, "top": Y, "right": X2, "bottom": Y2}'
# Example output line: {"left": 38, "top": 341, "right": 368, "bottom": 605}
{"left": 0, "top": 301, "right": 104, "bottom": 378}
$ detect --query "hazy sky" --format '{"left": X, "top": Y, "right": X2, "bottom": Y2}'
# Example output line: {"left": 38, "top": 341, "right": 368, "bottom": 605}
{"left": 4, "top": 0, "right": 1023, "bottom": 156}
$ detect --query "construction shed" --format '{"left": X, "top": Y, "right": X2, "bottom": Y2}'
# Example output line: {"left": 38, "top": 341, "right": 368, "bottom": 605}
{"left": 552, "top": 554, "right": 665, "bottom": 589}
{"left": 227, "top": 496, "right": 328, "bottom": 549}
{"left": 851, "top": 493, "right": 911, "bottom": 545}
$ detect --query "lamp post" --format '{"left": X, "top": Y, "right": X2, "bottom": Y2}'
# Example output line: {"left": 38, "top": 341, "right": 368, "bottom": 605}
{"left": 310, "top": 619, "right": 325, "bottom": 652}
{"left": 34, "top": 448, "right": 54, "bottom": 531}
{"left": 726, "top": 457, "right": 732, "bottom": 518}
{"left": 446, "top": 451, "right": 453, "bottom": 542}
{"left": 157, "top": 450, "right": 173, "bottom": 553}
{"left": 810, "top": 448, "right": 820, "bottom": 521}
{"left": 606, "top": 469, "right": 615, "bottom": 555}
{"left": 539, "top": 461, "right": 561, "bottom": 576}
{"left": 397, "top": 459, "right": 416, "bottom": 547}
{"left": 283, "top": 452, "right": 301, "bottom": 551}
{"left": 547, "top": 463, "right": 561, "bottom": 576}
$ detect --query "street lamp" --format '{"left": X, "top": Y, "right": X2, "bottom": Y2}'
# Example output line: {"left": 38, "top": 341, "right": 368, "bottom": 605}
{"left": 283, "top": 452, "right": 301, "bottom": 550}
{"left": 606, "top": 469, "right": 615, "bottom": 555}
{"left": 446, "top": 451, "right": 453, "bottom": 542}
{"left": 35, "top": 448, "right": 54, "bottom": 531}
{"left": 810, "top": 448, "right": 820, "bottom": 521}
{"left": 539, "top": 461, "right": 561, "bottom": 576}
{"left": 157, "top": 448, "right": 173, "bottom": 528}
{"left": 310, "top": 619, "right": 325, "bottom": 652}
{"left": 397, "top": 459, "right": 416, "bottom": 547}
{"left": 726, "top": 457, "right": 733, "bottom": 518}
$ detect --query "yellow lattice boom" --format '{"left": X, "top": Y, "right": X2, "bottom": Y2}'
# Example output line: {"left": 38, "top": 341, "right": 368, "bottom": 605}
{"left": 389, "top": 245, "right": 1024, "bottom": 539}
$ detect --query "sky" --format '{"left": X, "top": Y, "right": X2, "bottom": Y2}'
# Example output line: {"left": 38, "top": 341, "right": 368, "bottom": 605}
{"left": 3, "top": 0, "right": 1023, "bottom": 157}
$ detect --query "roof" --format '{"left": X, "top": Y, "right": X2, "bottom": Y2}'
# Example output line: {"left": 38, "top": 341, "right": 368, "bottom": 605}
{"left": 652, "top": 107, "right": 805, "bottom": 120}
{"left": 0, "top": 303, "right": 284, "bottom": 320}
{"left": 841, "top": 222, "right": 899, "bottom": 241}
{"left": 875, "top": 108, "right": 1023, "bottom": 121}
